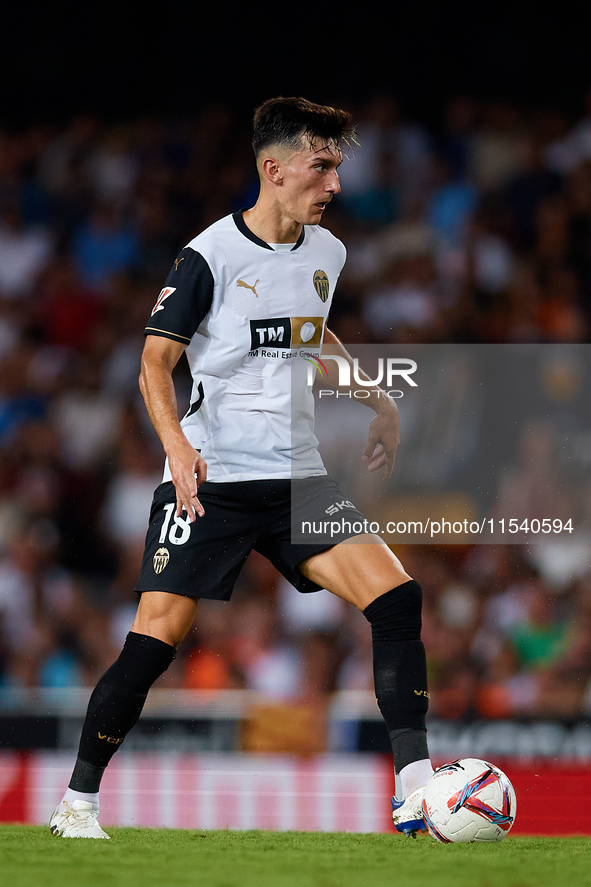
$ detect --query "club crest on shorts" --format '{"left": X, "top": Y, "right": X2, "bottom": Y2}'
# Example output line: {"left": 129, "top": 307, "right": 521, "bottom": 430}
{"left": 313, "top": 270, "right": 329, "bottom": 302}
{"left": 153, "top": 547, "right": 170, "bottom": 574}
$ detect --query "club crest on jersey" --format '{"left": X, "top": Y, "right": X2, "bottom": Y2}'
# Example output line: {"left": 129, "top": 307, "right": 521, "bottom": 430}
{"left": 151, "top": 287, "right": 176, "bottom": 316}
{"left": 249, "top": 317, "right": 324, "bottom": 351}
{"left": 313, "top": 270, "right": 329, "bottom": 302}
{"left": 153, "top": 547, "right": 170, "bottom": 574}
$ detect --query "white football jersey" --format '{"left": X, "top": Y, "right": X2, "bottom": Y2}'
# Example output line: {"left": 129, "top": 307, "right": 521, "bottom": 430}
{"left": 145, "top": 211, "right": 346, "bottom": 482}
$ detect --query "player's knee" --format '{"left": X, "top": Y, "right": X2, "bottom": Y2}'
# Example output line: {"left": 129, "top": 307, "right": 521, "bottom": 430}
{"left": 362, "top": 579, "right": 422, "bottom": 641}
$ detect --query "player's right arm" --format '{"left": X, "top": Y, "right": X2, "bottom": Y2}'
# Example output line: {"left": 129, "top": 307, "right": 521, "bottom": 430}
{"left": 141, "top": 245, "right": 215, "bottom": 521}
{"left": 139, "top": 335, "right": 207, "bottom": 521}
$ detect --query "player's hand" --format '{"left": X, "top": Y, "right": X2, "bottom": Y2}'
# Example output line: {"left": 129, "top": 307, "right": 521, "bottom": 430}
{"left": 168, "top": 440, "right": 207, "bottom": 521}
{"left": 362, "top": 398, "right": 400, "bottom": 478}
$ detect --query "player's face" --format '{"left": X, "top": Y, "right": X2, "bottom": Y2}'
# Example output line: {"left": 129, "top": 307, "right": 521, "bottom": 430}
{"left": 280, "top": 140, "right": 342, "bottom": 225}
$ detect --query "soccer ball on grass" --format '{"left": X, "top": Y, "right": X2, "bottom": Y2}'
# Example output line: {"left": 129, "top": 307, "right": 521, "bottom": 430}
{"left": 422, "top": 758, "right": 516, "bottom": 843}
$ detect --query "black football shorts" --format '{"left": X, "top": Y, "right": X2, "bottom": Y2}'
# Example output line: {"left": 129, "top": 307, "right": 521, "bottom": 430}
{"left": 134, "top": 476, "right": 369, "bottom": 601}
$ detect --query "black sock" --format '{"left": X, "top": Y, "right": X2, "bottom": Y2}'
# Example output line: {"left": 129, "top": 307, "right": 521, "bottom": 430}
{"left": 69, "top": 632, "right": 176, "bottom": 793}
{"left": 364, "top": 581, "right": 430, "bottom": 773}
{"left": 389, "top": 727, "right": 430, "bottom": 774}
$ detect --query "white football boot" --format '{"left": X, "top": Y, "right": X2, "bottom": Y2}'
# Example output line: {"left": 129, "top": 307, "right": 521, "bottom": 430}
{"left": 391, "top": 786, "right": 428, "bottom": 837}
{"left": 50, "top": 800, "right": 110, "bottom": 839}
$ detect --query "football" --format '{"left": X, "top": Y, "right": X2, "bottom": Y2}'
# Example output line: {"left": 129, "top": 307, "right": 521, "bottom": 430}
{"left": 422, "top": 758, "right": 516, "bottom": 843}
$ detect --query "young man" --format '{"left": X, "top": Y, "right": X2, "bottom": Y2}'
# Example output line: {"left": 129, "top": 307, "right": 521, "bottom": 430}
{"left": 50, "top": 97, "right": 433, "bottom": 839}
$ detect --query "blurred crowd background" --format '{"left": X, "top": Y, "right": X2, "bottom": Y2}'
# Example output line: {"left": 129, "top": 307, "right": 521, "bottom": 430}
{"left": 1, "top": 91, "right": 591, "bottom": 726}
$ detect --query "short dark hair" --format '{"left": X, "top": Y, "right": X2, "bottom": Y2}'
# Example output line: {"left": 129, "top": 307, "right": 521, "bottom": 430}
{"left": 252, "top": 96, "right": 356, "bottom": 158}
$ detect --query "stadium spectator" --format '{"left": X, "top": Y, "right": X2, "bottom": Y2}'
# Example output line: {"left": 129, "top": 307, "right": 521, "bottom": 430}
{"left": 71, "top": 203, "right": 140, "bottom": 292}
{"left": 0, "top": 200, "right": 52, "bottom": 300}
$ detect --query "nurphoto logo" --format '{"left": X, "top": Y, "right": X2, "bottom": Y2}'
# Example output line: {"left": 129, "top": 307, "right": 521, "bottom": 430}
{"left": 305, "top": 355, "right": 418, "bottom": 399}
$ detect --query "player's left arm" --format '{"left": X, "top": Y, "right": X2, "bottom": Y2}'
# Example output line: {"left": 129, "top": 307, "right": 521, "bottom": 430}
{"left": 322, "top": 328, "right": 400, "bottom": 476}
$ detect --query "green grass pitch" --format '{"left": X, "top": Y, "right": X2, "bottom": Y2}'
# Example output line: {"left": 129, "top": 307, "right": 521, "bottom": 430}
{"left": 2, "top": 827, "right": 591, "bottom": 887}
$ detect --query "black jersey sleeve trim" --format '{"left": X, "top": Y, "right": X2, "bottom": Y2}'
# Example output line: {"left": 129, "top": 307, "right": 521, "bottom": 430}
{"left": 143, "top": 328, "right": 192, "bottom": 344}
{"left": 232, "top": 209, "right": 305, "bottom": 251}
{"left": 145, "top": 248, "right": 214, "bottom": 341}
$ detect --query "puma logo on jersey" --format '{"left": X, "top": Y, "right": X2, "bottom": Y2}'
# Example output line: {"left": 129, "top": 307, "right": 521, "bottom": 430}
{"left": 174, "top": 257, "right": 185, "bottom": 270}
{"left": 151, "top": 286, "right": 176, "bottom": 316}
{"left": 237, "top": 278, "right": 260, "bottom": 297}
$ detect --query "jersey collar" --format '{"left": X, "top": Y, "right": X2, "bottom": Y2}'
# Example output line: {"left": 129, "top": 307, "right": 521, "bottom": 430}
{"left": 233, "top": 210, "right": 305, "bottom": 251}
